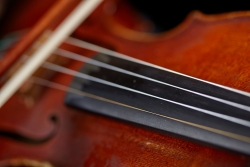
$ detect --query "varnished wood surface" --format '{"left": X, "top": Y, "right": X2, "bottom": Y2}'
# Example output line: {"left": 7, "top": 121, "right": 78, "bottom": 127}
{"left": 0, "top": 0, "right": 81, "bottom": 77}
{"left": 0, "top": 0, "right": 250, "bottom": 166}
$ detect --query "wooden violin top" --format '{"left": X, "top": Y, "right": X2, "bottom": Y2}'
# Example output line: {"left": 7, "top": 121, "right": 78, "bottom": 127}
{"left": 0, "top": 0, "right": 250, "bottom": 166}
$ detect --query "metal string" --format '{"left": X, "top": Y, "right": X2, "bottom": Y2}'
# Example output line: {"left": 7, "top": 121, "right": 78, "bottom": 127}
{"left": 37, "top": 61, "right": 250, "bottom": 127}
{"left": 65, "top": 37, "right": 250, "bottom": 98}
{"left": 0, "top": 0, "right": 103, "bottom": 107}
{"left": 28, "top": 76, "right": 250, "bottom": 144}
{"left": 54, "top": 48, "right": 250, "bottom": 112}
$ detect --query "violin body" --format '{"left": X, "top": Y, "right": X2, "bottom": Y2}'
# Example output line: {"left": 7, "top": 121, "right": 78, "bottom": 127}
{"left": 0, "top": 0, "right": 250, "bottom": 166}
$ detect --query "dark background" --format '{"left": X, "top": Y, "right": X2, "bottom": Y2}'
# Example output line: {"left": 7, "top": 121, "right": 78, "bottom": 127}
{"left": 128, "top": 0, "right": 250, "bottom": 32}
{"left": 1, "top": 0, "right": 250, "bottom": 33}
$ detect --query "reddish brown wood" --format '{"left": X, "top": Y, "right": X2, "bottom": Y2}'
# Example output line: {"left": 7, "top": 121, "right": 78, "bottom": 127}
{"left": 0, "top": 0, "right": 250, "bottom": 167}
{"left": 0, "top": 0, "right": 80, "bottom": 77}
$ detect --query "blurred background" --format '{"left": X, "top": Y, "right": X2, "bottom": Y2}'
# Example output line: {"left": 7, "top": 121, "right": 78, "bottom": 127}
{"left": 1, "top": 0, "right": 250, "bottom": 33}
{"left": 128, "top": 0, "right": 250, "bottom": 32}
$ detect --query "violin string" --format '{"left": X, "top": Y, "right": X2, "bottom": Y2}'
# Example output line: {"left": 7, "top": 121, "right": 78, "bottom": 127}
{"left": 0, "top": 0, "right": 103, "bottom": 108}
{"left": 54, "top": 48, "right": 250, "bottom": 112}
{"left": 39, "top": 61, "right": 250, "bottom": 127}
{"left": 28, "top": 76, "right": 250, "bottom": 144}
{"left": 65, "top": 37, "right": 250, "bottom": 98}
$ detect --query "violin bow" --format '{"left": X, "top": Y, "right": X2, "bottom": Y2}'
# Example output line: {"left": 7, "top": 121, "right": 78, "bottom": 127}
{"left": 0, "top": 0, "right": 103, "bottom": 107}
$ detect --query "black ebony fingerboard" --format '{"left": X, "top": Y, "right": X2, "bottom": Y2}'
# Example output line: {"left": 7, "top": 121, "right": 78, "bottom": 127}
{"left": 65, "top": 53, "right": 250, "bottom": 155}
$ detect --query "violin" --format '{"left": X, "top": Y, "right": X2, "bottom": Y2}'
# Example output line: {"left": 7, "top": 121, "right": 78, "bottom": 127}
{"left": 0, "top": 0, "right": 250, "bottom": 166}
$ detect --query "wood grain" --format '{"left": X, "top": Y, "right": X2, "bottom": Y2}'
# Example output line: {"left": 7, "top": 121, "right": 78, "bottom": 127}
{"left": 0, "top": 0, "right": 250, "bottom": 166}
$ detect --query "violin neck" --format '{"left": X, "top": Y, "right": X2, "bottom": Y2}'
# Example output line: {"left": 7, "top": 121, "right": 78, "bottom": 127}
{"left": 61, "top": 50, "right": 250, "bottom": 155}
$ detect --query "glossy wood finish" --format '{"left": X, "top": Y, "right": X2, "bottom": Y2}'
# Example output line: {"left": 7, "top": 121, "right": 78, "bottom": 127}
{"left": 0, "top": 0, "right": 250, "bottom": 166}
{"left": 0, "top": 0, "right": 80, "bottom": 77}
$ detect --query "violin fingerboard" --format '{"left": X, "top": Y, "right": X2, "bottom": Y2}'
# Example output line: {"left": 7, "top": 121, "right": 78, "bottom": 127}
{"left": 65, "top": 53, "right": 250, "bottom": 155}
